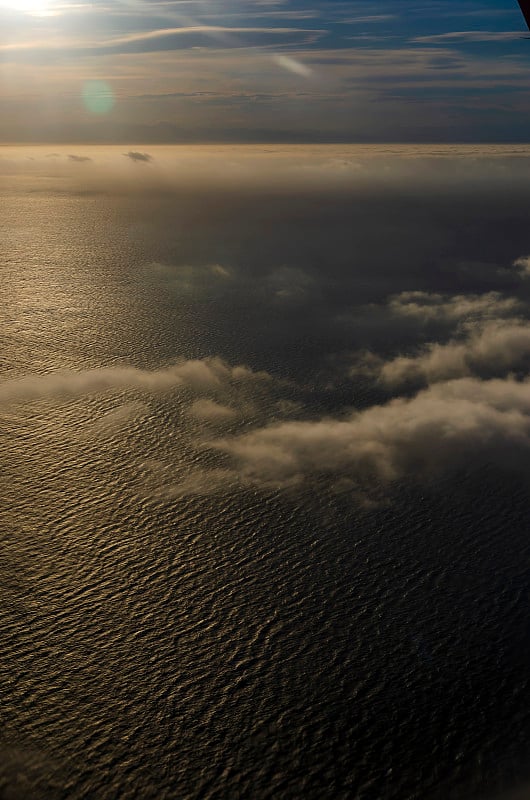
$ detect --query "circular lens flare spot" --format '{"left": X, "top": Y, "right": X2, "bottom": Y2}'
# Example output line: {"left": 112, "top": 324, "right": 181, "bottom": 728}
{"left": 82, "top": 81, "right": 115, "bottom": 115}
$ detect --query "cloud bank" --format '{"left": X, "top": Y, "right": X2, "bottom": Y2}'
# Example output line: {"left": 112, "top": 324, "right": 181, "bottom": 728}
{"left": 387, "top": 291, "right": 521, "bottom": 323}
{"left": 209, "top": 376, "right": 530, "bottom": 489}
{"left": 5, "top": 152, "right": 530, "bottom": 503}
{"left": 0, "top": 357, "right": 269, "bottom": 406}
{"left": 157, "top": 283, "right": 530, "bottom": 497}
{"left": 378, "top": 319, "right": 530, "bottom": 386}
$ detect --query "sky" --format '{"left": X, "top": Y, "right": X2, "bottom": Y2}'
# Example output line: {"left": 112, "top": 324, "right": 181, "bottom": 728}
{"left": 1, "top": 0, "right": 530, "bottom": 143}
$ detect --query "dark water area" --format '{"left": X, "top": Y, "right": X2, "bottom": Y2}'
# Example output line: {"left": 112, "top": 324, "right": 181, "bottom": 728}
{"left": 1, "top": 147, "right": 530, "bottom": 799}
{"left": 2, "top": 464, "right": 530, "bottom": 800}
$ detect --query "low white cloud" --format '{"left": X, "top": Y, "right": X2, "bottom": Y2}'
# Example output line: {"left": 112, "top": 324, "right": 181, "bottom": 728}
{"left": 0, "top": 357, "right": 269, "bottom": 406}
{"left": 267, "top": 266, "right": 315, "bottom": 302}
{"left": 207, "top": 376, "right": 530, "bottom": 490}
{"left": 145, "top": 262, "right": 233, "bottom": 294}
{"left": 513, "top": 255, "right": 530, "bottom": 278}
{"left": 379, "top": 319, "right": 530, "bottom": 386}
{"left": 189, "top": 399, "right": 237, "bottom": 422}
{"left": 388, "top": 291, "right": 520, "bottom": 322}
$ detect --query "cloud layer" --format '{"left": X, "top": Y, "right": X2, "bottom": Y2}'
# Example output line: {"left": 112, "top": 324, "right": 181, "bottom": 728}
{"left": 210, "top": 376, "right": 530, "bottom": 489}
{"left": 0, "top": 357, "right": 268, "bottom": 406}
{"left": 11, "top": 287, "right": 525, "bottom": 499}
{"left": 378, "top": 319, "right": 530, "bottom": 386}
{"left": 5, "top": 150, "right": 530, "bottom": 503}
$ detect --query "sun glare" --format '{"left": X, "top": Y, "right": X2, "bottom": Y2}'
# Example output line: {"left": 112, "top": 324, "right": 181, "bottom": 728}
{"left": 1, "top": 0, "right": 53, "bottom": 15}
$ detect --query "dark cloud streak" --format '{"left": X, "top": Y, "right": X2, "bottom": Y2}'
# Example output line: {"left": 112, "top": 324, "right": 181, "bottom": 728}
{"left": 124, "top": 151, "right": 153, "bottom": 162}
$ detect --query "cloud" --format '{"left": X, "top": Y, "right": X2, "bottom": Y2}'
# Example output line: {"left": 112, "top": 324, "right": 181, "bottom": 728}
{"left": 0, "top": 357, "right": 268, "bottom": 407}
{"left": 207, "top": 376, "right": 530, "bottom": 491}
{"left": 266, "top": 266, "right": 316, "bottom": 303}
{"left": 343, "top": 290, "right": 530, "bottom": 389}
{"left": 387, "top": 291, "right": 520, "bottom": 323}
{"left": 124, "top": 151, "right": 152, "bottom": 162}
{"left": 412, "top": 31, "right": 527, "bottom": 44}
{"left": 378, "top": 319, "right": 530, "bottom": 386}
{"left": 133, "top": 285, "right": 530, "bottom": 498}
{"left": 144, "top": 262, "right": 233, "bottom": 294}
{"left": 101, "top": 25, "right": 326, "bottom": 54}
{"left": 343, "top": 15, "right": 397, "bottom": 25}
{"left": 513, "top": 255, "right": 530, "bottom": 278}
{"left": 1, "top": 25, "right": 326, "bottom": 59}
{"left": 189, "top": 399, "right": 237, "bottom": 422}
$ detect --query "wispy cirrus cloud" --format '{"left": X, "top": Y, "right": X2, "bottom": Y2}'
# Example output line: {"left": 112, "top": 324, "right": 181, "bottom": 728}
{"left": 342, "top": 15, "right": 397, "bottom": 24}
{"left": 412, "top": 30, "right": 529, "bottom": 44}
{"left": 2, "top": 0, "right": 530, "bottom": 143}
{"left": 0, "top": 24, "right": 327, "bottom": 54}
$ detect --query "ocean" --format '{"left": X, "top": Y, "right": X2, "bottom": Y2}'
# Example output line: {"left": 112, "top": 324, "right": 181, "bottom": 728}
{"left": 1, "top": 145, "right": 530, "bottom": 800}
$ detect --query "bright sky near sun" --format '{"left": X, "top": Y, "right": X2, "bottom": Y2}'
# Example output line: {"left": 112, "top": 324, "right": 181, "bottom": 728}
{"left": 1, "top": 0, "right": 530, "bottom": 143}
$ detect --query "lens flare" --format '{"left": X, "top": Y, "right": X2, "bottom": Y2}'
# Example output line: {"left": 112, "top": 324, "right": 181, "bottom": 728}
{"left": 82, "top": 81, "right": 115, "bottom": 115}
